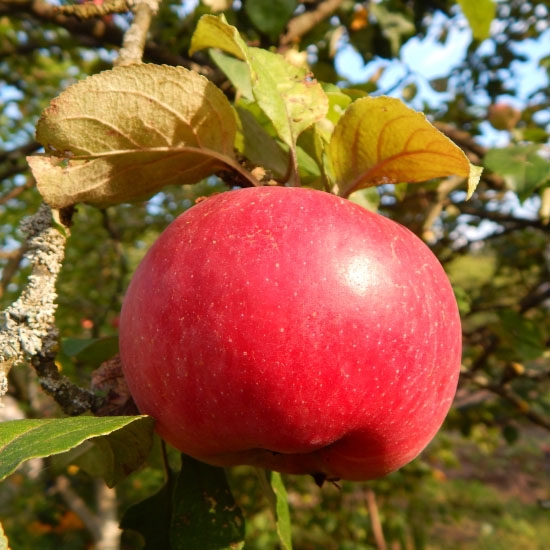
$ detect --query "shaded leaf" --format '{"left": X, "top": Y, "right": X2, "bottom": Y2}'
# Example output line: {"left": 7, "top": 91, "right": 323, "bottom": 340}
{"left": 94, "top": 420, "right": 154, "bottom": 486}
{"left": 484, "top": 144, "right": 549, "bottom": 201}
{"left": 495, "top": 310, "right": 546, "bottom": 362}
{"left": 55, "top": 416, "right": 154, "bottom": 487}
{"left": 28, "top": 64, "right": 255, "bottom": 208}
{"left": 245, "top": 0, "right": 297, "bottom": 41}
{"left": 328, "top": 96, "right": 482, "bottom": 197}
{"left": 210, "top": 49, "right": 253, "bottom": 99}
{"left": 120, "top": 471, "right": 175, "bottom": 549}
{"left": 62, "top": 336, "right": 118, "bottom": 366}
{"left": 0, "top": 416, "right": 153, "bottom": 481}
{"left": 236, "top": 105, "right": 288, "bottom": 178}
{"left": 171, "top": 454, "right": 245, "bottom": 549}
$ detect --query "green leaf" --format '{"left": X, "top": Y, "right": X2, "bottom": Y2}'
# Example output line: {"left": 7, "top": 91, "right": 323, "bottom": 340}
{"left": 457, "top": 0, "right": 496, "bottom": 41}
{"left": 54, "top": 416, "right": 155, "bottom": 487}
{"left": 28, "top": 64, "right": 256, "bottom": 209}
{"left": 120, "top": 471, "right": 175, "bottom": 549}
{"left": 245, "top": 0, "right": 297, "bottom": 41}
{"left": 484, "top": 145, "right": 549, "bottom": 201}
{"left": 61, "top": 336, "right": 118, "bottom": 365}
{"left": 328, "top": 96, "right": 482, "bottom": 198}
{"left": 190, "top": 15, "right": 328, "bottom": 161}
{"left": 348, "top": 187, "right": 381, "bottom": 212}
{"left": 255, "top": 469, "right": 292, "bottom": 550}
{"left": 170, "top": 454, "right": 245, "bottom": 549}
{"left": 235, "top": 104, "right": 288, "bottom": 178}
{"left": 190, "top": 14, "right": 249, "bottom": 61}
{"left": 495, "top": 310, "right": 546, "bottom": 362}
{"left": 248, "top": 48, "right": 328, "bottom": 147}
{"left": 0, "top": 416, "right": 154, "bottom": 481}
{"left": 269, "top": 471, "right": 293, "bottom": 550}
{"left": 210, "top": 49, "right": 253, "bottom": 100}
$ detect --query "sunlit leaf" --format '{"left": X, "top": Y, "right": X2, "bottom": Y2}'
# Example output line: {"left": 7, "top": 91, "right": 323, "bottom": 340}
{"left": 190, "top": 14, "right": 249, "bottom": 60}
{"left": 270, "top": 471, "right": 293, "bottom": 550}
{"left": 28, "top": 64, "right": 255, "bottom": 209}
{"left": 190, "top": 15, "right": 328, "bottom": 151}
{"left": 0, "top": 522, "right": 8, "bottom": 550}
{"left": 0, "top": 416, "right": 154, "bottom": 481}
{"left": 328, "top": 96, "right": 482, "bottom": 198}
{"left": 457, "top": 0, "right": 496, "bottom": 41}
{"left": 348, "top": 187, "right": 381, "bottom": 212}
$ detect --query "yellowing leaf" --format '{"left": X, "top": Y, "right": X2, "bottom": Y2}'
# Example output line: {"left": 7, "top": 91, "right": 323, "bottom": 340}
{"left": 190, "top": 14, "right": 249, "bottom": 61}
{"left": 328, "top": 97, "right": 482, "bottom": 198}
{"left": 29, "top": 64, "right": 255, "bottom": 209}
{"left": 457, "top": 0, "right": 495, "bottom": 41}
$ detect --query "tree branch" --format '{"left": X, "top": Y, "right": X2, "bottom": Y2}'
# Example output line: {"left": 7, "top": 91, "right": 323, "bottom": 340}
{"left": 54, "top": 475, "right": 103, "bottom": 542}
{"left": 460, "top": 369, "right": 550, "bottom": 431}
{"left": 0, "top": 204, "right": 101, "bottom": 414}
{"left": 0, "top": 0, "right": 207, "bottom": 72}
{"left": 280, "top": 0, "right": 345, "bottom": 46}
{"left": 0, "top": 204, "right": 65, "bottom": 395}
{"left": 0, "top": 178, "right": 35, "bottom": 204}
{"left": 115, "top": 0, "right": 160, "bottom": 67}
{"left": 55, "top": 0, "right": 130, "bottom": 20}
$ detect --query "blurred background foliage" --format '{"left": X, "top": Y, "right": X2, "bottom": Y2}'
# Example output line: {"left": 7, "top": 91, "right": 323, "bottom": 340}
{"left": 1, "top": 0, "right": 549, "bottom": 548}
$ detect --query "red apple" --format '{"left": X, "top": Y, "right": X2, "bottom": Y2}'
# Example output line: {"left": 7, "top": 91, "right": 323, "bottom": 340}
{"left": 119, "top": 186, "right": 461, "bottom": 481}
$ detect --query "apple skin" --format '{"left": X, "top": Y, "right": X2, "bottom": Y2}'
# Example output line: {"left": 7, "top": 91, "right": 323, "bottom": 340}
{"left": 119, "top": 186, "right": 461, "bottom": 481}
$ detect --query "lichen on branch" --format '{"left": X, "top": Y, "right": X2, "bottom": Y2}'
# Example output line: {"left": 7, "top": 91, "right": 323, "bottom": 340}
{"left": 0, "top": 204, "right": 65, "bottom": 392}
{"left": 0, "top": 204, "right": 99, "bottom": 414}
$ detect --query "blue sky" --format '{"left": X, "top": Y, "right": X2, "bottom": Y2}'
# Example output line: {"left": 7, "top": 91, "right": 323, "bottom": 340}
{"left": 334, "top": 9, "right": 550, "bottom": 146}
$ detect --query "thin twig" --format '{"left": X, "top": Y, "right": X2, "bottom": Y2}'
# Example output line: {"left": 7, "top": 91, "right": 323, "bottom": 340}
{"left": 365, "top": 486, "right": 387, "bottom": 550}
{"left": 280, "top": 0, "right": 345, "bottom": 47}
{"left": 461, "top": 369, "right": 550, "bottom": 431}
{"left": 54, "top": 475, "right": 102, "bottom": 542}
{"left": 0, "top": 178, "right": 35, "bottom": 205}
{"left": 0, "top": 245, "right": 27, "bottom": 300}
{"left": 55, "top": 0, "right": 130, "bottom": 20}
{"left": 115, "top": 0, "right": 160, "bottom": 67}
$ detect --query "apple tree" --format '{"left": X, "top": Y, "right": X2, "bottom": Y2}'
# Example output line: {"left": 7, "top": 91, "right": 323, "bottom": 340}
{"left": 0, "top": 1, "right": 548, "bottom": 548}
